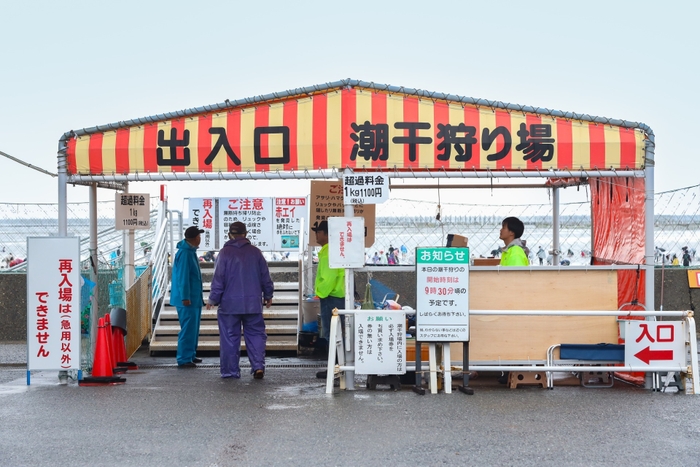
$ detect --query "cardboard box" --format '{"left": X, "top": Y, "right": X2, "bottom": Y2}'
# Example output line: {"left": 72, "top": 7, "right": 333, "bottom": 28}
{"left": 405, "top": 339, "right": 430, "bottom": 361}
{"left": 473, "top": 258, "right": 501, "bottom": 266}
{"left": 446, "top": 234, "right": 468, "bottom": 247}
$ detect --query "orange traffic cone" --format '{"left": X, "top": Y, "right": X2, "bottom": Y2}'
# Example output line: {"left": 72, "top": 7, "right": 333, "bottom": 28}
{"left": 79, "top": 317, "right": 126, "bottom": 386}
{"left": 112, "top": 326, "right": 138, "bottom": 370}
{"left": 104, "top": 314, "right": 126, "bottom": 374}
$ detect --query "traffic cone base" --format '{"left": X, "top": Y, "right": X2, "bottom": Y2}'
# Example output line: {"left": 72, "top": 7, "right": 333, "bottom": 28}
{"left": 79, "top": 376, "right": 126, "bottom": 386}
{"left": 80, "top": 317, "right": 127, "bottom": 387}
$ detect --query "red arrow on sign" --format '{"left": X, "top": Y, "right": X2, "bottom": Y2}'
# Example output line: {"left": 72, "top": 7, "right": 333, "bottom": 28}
{"left": 634, "top": 346, "right": 674, "bottom": 364}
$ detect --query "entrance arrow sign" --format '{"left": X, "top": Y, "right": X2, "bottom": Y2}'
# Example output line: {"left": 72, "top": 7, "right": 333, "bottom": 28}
{"left": 634, "top": 346, "right": 674, "bottom": 364}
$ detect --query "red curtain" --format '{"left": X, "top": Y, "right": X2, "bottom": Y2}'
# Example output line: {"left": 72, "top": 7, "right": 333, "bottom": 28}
{"left": 590, "top": 177, "right": 647, "bottom": 384}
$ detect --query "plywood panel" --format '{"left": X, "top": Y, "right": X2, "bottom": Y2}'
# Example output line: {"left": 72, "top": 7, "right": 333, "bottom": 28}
{"left": 450, "top": 269, "right": 619, "bottom": 361}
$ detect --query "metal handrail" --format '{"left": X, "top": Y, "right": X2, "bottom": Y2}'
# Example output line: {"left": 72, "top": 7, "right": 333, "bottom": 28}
{"left": 150, "top": 203, "right": 170, "bottom": 323}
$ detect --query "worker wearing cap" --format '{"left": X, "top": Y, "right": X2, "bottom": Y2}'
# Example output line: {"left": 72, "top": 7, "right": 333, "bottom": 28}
{"left": 207, "top": 221, "right": 274, "bottom": 379}
{"left": 171, "top": 226, "right": 205, "bottom": 367}
{"left": 311, "top": 220, "right": 345, "bottom": 378}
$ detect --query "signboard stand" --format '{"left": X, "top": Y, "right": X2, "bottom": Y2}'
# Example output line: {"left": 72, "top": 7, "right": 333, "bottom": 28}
{"left": 413, "top": 246, "right": 473, "bottom": 396}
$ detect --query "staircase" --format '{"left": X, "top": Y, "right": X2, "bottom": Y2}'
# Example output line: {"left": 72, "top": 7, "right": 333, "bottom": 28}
{"left": 149, "top": 261, "right": 301, "bottom": 355}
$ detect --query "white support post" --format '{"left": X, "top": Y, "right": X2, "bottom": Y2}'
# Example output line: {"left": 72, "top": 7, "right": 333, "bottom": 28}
{"left": 342, "top": 168, "right": 355, "bottom": 390}
{"left": 325, "top": 312, "right": 345, "bottom": 394}
{"left": 429, "top": 343, "right": 438, "bottom": 394}
{"left": 443, "top": 344, "right": 452, "bottom": 394}
{"left": 553, "top": 186, "right": 560, "bottom": 266}
{"left": 687, "top": 316, "right": 699, "bottom": 395}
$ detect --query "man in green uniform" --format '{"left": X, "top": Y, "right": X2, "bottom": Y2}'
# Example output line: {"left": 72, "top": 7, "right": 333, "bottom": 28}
{"left": 499, "top": 217, "right": 529, "bottom": 266}
{"left": 498, "top": 216, "right": 528, "bottom": 384}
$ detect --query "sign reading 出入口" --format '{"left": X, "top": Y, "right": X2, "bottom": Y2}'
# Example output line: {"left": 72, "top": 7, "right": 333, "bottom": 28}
{"left": 416, "top": 247, "right": 470, "bottom": 342}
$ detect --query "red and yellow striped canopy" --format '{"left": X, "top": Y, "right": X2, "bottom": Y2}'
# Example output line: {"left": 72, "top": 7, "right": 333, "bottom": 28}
{"left": 66, "top": 87, "right": 645, "bottom": 176}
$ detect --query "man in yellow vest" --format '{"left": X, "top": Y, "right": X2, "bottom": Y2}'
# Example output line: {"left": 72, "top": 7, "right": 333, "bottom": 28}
{"left": 499, "top": 217, "right": 529, "bottom": 266}
{"left": 498, "top": 216, "right": 528, "bottom": 385}
{"left": 311, "top": 220, "right": 345, "bottom": 379}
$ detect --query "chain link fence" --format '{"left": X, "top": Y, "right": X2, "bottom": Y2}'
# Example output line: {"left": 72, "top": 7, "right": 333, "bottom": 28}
{"left": 1, "top": 184, "right": 698, "bottom": 271}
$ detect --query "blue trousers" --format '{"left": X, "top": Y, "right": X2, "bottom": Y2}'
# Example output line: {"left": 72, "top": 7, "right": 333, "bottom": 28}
{"left": 218, "top": 313, "right": 267, "bottom": 378}
{"left": 176, "top": 304, "right": 201, "bottom": 365}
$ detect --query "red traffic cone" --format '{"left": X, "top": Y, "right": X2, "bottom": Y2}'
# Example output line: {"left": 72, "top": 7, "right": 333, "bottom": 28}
{"left": 104, "top": 314, "right": 126, "bottom": 374}
{"left": 112, "top": 327, "right": 138, "bottom": 370}
{"left": 79, "top": 317, "right": 126, "bottom": 386}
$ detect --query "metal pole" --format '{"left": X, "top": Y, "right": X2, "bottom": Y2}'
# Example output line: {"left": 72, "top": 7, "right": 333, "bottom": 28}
{"left": 343, "top": 168, "right": 355, "bottom": 390}
{"left": 552, "top": 186, "right": 560, "bottom": 266}
{"left": 89, "top": 183, "right": 99, "bottom": 362}
{"left": 644, "top": 134, "right": 656, "bottom": 390}
{"left": 57, "top": 142, "right": 68, "bottom": 236}
{"left": 644, "top": 138, "right": 655, "bottom": 310}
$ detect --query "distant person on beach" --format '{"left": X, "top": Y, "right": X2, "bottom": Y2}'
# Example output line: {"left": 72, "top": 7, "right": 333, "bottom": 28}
{"left": 372, "top": 252, "right": 381, "bottom": 265}
{"left": 682, "top": 247, "right": 692, "bottom": 267}
{"left": 672, "top": 254, "right": 680, "bottom": 266}
{"left": 537, "top": 247, "right": 546, "bottom": 265}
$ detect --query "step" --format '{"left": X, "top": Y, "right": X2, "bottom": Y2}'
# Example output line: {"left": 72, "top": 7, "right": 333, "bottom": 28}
{"left": 165, "top": 292, "right": 299, "bottom": 307}
{"left": 155, "top": 324, "right": 298, "bottom": 335}
{"left": 158, "top": 308, "right": 299, "bottom": 321}
{"left": 195, "top": 281, "right": 298, "bottom": 291}
{"left": 148, "top": 339, "right": 298, "bottom": 352}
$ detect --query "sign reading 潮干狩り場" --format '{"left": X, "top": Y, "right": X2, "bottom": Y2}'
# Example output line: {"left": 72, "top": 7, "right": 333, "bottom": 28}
{"left": 416, "top": 247, "right": 470, "bottom": 342}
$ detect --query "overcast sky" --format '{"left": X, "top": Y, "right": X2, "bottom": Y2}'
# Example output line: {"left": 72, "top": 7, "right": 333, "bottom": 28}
{"left": 0, "top": 0, "right": 696, "bottom": 210}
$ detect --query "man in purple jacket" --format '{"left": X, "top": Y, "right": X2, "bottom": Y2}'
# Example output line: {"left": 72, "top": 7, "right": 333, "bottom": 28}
{"left": 206, "top": 221, "right": 274, "bottom": 379}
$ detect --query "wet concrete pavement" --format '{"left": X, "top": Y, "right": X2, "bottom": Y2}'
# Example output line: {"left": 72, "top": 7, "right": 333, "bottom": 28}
{"left": 2, "top": 343, "right": 700, "bottom": 467}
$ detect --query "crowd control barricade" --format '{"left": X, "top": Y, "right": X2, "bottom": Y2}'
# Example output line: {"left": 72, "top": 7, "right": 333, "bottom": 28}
{"left": 466, "top": 308, "right": 698, "bottom": 394}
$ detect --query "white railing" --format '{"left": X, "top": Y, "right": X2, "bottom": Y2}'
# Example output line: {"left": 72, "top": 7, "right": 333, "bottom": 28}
{"left": 150, "top": 203, "right": 171, "bottom": 323}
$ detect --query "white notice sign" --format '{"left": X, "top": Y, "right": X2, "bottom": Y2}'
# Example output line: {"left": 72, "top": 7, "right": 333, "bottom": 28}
{"left": 416, "top": 247, "right": 470, "bottom": 342}
{"left": 328, "top": 217, "right": 365, "bottom": 268}
{"left": 27, "top": 237, "right": 81, "bottom": 371}
{"left": 115, "top": 193, "right": 150, "bottom": 230}
{"left": 342, "top": 173, "right": 389, "bottom": 205}
{"left": 354, "top": 310, "right": 406, "bottom": 375}
{"left": 624, "top": 321, "right": 686, "bottom": 368}
{"left": 187, "top": 198, "right": 216, "bottom": 250}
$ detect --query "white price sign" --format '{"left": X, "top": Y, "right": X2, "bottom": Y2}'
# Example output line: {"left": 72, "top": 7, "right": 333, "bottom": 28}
{"left": 342, "top": 173, "right": 389, "bottom": 205}
{"left": 416, "top": 247, "right": 470, "bottom": 342}
{"left": 115, "top": 193, "right": 150, "bottom": 230}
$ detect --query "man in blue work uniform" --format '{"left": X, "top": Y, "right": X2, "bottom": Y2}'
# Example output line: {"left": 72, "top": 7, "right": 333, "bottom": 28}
{"left": 207, "top": 221, "right": 274, "bottom": 379}
{"left": 171, "top": 226, "right": 205, "bottom": 368}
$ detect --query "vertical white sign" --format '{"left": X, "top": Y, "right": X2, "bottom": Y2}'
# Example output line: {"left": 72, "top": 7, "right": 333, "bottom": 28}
{"left": 416, "top": 247, "right": 470, "bottom": 342}
{"left": 272, "top": 197, "right": 306, "bottom": 251}
{"left": 354, "top": 310, "right": 406, "bottom": 375}
{"left": 187, "top": 197, "right": 216, "bottom": 250}
{"left": 219, "top": 197, "right": 274, "bottom": 250}
{"left": 27, "top": 237, "right": 81, "bottom": 370}
{"left": 328, "top": 217, "right": 365, "bottom": 268}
